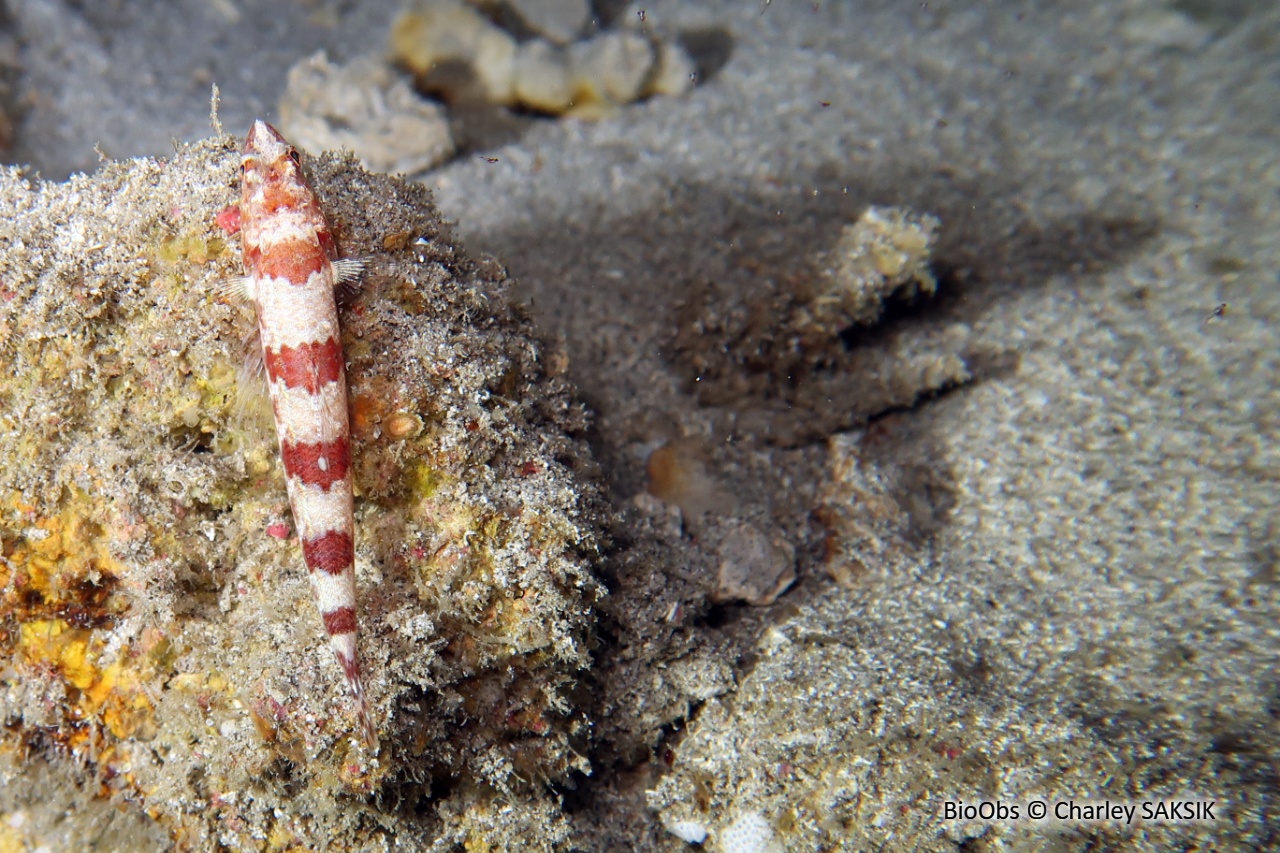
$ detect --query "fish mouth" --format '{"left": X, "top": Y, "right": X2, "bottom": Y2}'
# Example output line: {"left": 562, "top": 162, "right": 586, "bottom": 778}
{"left": 244, "top": 119, "right": 287, "bottom": 154}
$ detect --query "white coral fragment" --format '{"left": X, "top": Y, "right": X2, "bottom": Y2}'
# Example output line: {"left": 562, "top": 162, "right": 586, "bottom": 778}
{"left": 665, "top": 817, "right": 709, "bottom": 844}
{"left": 278, "top": 51, "right": 455, "bottom": 174}
{"left": 391, "top": 0, "right": 694, "bottom": 116}
{"left": 720, "top": 811, "right": 781, "bottom": 853}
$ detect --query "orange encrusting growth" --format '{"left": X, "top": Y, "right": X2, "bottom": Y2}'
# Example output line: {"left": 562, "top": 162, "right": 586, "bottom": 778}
{"left": 239, "top": 120, "right": 374, "bottom": 746}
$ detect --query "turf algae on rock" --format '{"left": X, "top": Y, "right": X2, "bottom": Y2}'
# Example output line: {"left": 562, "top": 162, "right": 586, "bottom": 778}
{"left": 0, "top": 134, "right": 604, "bottom": 851}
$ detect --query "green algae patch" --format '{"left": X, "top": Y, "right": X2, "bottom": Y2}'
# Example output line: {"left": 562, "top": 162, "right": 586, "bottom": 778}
{"left": 408, "top": 460, "right": 450, "bottom": 499}
{"left": 157, "top": 233, "right": 229, "bottom": 266}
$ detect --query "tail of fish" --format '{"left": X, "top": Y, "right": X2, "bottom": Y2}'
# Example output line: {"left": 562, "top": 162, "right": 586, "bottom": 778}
{"left": 240, "top": 119, "right": 376, "bottom": 747}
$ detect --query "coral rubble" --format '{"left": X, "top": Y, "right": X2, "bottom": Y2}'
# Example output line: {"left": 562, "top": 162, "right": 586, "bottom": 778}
{"left": 278, "top": 51, "right": 456, "bottom": 175}
{"left": 391, "top": 0, "right": 695, "bottom": 116}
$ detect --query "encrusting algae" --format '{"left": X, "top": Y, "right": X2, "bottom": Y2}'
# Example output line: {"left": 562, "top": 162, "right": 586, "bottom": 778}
{"left": 2, "top": 490, "right": 168, "bottom": 743}
{"left": 0, "top": 130, "right": 605, "bottom": 850}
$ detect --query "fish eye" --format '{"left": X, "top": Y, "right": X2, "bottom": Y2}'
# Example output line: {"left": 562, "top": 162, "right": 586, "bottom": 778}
{"left": 288, "top": 150, "right": 302, "bottom": 167}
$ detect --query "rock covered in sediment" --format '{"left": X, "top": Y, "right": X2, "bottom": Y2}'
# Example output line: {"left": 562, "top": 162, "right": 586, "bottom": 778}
{"left": 672, "top": 205, "right": 969, "bottom": 445}
{"left": 799, "top": 206, "right": 940, "bottom": 336}
{"left": 0, "top": 132, "right": 604, "bottom": 851}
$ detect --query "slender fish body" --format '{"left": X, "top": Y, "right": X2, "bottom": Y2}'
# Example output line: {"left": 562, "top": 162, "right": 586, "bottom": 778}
{"left": 239, "top": 120, "right": 373, "bottom": 744}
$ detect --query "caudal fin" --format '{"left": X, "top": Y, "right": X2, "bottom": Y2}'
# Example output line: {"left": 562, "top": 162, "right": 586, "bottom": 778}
{"left": 331, "top": 632, "right": 378, "bottom": 749}
{"left": 353, "top": 689, "right": 378, "bottom": 750}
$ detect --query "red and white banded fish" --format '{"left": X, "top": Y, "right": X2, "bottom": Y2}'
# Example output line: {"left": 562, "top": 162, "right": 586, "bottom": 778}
{"left": 238, "top": 120, "right": 374, "bottom": 746}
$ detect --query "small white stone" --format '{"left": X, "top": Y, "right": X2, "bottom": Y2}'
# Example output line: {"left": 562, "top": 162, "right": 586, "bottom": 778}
{"left": 646, "top": 38, "right": 696, "bottom": 97}
{"left": 665, "top": 817, "right": 708, "bottom": 844}
{"left": 714, "top": 523, "right": 796, "bottom": 606}
{"left": 759, "top": 626, "right": 792, "bottom": 655}
{"left": 1119, "top": 10, "right": 1210, "bottom": 51}
{"left": 512, "top": 39, "right": 573, "bottom": 113}
{"left": 472, "top": 23, "right": 519, "bottom": 104}
{"left": 569, "top": 30, "right": 656, "bottom": 106}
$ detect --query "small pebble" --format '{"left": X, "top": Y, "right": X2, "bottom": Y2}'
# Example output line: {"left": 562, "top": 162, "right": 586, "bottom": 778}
{"left": 513, "top": 39, "right": 574, "bottom": 113}
{"left": 569, "top": 30, "right": 656, "bottom": 107}
{"left": 646, "top": 38, "right": 697, "bottom": 97}
{"left": 665, "top": 817, "right": 708, "bottom": 844}
{"left": 714, "top": 523, "right": 796, "bottom": 606}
